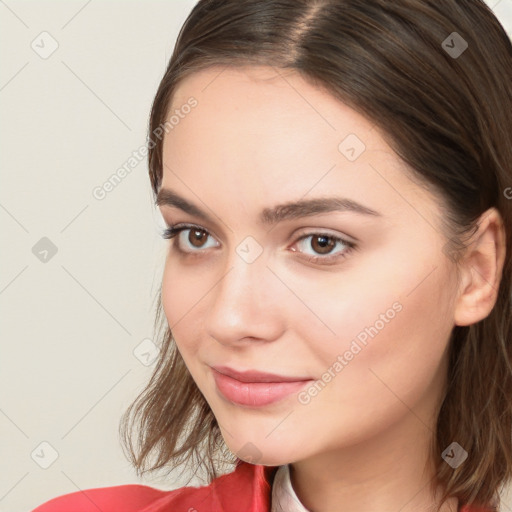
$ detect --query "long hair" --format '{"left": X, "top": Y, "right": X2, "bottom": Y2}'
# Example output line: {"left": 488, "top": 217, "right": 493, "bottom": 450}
{"left": 119, "top": 1, "right": 512, "bottom": 509}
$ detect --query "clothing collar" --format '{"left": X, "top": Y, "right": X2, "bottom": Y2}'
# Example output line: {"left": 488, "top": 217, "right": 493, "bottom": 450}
{"left": 266, "top": 463, "right": 493, "bottom": 512}
{"left": 271, "top": 464, "right": 310, "bottom": 512}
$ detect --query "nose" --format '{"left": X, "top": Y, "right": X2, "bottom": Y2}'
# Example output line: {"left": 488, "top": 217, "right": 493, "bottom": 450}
{"left": 205, "top": 247, "right": 285, "bottom": 347}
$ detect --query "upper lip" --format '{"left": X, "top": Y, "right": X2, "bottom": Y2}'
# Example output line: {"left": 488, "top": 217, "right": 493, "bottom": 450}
{"left": 212, "top": 365, "right": 314, "bottom": 383}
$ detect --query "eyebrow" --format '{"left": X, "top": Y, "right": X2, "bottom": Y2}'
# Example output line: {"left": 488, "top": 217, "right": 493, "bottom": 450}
{"left": 155, "top": 187, "right": 382, "bottom": 226}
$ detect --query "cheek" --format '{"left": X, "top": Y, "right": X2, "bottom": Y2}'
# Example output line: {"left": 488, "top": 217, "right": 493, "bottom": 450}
{"left": 291, "top": 246, "right": 455, "bottom": 414}
{"left": 161, "top": 261, "right": 179, "bottom": 330}
{"left": 161, "top": 254, "right": 210, "bottom": 321}
{"left": 161, "top": 258, "right": 205, "bottom": 358}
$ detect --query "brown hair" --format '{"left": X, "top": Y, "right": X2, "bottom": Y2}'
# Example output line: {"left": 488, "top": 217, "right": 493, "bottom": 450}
{"left": 119, "top": 1, "right": 512, "bottom": 509}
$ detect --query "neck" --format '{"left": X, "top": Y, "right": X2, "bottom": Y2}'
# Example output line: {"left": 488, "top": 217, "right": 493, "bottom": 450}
{"left": 288, "top": 363, "right": 457, "bottom": 512}
{"left": 289, "top": 424, "right": 457, "bottom": 512}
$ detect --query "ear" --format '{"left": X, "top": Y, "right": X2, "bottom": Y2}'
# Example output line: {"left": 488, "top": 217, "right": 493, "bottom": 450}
{"left": 453, "top": 207, "right": 507, "bottom": 327}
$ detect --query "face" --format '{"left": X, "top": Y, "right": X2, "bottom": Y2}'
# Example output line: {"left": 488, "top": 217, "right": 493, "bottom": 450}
{"left": 158, "top": 65, "right": 459, "bottom": 467}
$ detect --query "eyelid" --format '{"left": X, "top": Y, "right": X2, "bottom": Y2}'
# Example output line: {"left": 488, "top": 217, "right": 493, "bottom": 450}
{"left": 292, "top": 226, "right": 357, "bottom": 244}
{"left": 163, "top": 222, "right": 355, "bottom": 243}
{"left": 162, "top": 222, "right": 221, "bottom": 249}
{"left": 290, "top": 231, "right": 356, "bottom": 264}
{"left": 161, "top": 222, "right": 357, "bottom": 264}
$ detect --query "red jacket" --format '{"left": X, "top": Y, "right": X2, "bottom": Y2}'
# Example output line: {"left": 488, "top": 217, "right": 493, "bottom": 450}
{"left": 32, "top": 461, "right": 494, "bottom": 512}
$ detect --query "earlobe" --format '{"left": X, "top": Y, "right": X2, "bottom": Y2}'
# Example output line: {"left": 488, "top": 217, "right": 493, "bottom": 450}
{"left": 453, "top": 207, "right": 506, "bottom": 327}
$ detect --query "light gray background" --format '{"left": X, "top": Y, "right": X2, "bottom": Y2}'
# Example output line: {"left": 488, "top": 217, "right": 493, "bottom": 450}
{"left": 1, "top": 1, "right": 511, "bottom": 511}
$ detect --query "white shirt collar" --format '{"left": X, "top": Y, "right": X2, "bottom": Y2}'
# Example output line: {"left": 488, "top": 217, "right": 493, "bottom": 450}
{"left": 271, "top": 464, "right": 311, "bottom": 512}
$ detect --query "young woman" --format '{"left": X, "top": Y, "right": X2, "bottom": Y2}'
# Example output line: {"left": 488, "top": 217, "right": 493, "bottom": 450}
{"left": 33, "top": 1, "right": 512, "bottom": 511}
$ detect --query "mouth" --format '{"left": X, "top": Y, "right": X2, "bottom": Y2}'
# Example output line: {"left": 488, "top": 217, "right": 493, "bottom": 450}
{"left": 211, "top": 367, "right": 315, "bottom": 407}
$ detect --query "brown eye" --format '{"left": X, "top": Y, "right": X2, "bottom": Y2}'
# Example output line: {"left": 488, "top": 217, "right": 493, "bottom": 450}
{"left": 189, "top": 228, "right": 209, "bottom": 248}
{"left": 292, "top": 232, "right": 356, "bottom": 265}
{"left": 161, "top": 224, "right": 220, "bottom": 255}
{"left": 310, "top": 235, "right": 336, "bottom": 255}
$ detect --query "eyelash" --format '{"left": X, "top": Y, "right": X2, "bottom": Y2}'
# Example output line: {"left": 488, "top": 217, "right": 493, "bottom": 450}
{"left": 161, "top": 223, "right": 357, "bottom": 265}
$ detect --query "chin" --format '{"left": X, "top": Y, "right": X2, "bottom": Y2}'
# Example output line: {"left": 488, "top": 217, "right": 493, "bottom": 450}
{"left": 237, "top": 452, "right": 292, "bottom": 467}
{"left": 224, "top": 437, "right": 302, "bottom": 467}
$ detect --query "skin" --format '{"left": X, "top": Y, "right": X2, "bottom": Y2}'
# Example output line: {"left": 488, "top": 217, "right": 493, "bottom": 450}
{"left": 158, "top": 65, "right": 506, "bottom": 512}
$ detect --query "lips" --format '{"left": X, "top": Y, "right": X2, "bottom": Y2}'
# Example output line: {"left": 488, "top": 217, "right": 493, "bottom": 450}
{"left": 212, "top": 365, "right": 313, "bottom": 383}
{"left": 211, "top": 365, "right": 314, "bottom": 407}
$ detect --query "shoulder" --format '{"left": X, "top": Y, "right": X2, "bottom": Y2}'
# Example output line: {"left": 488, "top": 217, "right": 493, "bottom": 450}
{"left": 31, "top": 462, "right": 279, "bottom": 512}
{"left": 459, "top": 504, "right": 497, "bottom": 512}
{"left": 31, "top": 483, "right": 174, "bottom": 512}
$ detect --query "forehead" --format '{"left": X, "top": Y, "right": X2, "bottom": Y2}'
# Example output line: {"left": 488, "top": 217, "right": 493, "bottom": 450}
{"left": 168, "top": 65, "right": 373, "bottom": 138}
{"left": 161, "top": 65, "right": 442, "bottom": 232}
{"left": 164, "top": 65, "right": 382, "bottom": 182}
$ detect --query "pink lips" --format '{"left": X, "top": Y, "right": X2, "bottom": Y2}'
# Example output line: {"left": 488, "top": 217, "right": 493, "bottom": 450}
{"left": 211, "top": 365, "right": 314, "bottom": 407}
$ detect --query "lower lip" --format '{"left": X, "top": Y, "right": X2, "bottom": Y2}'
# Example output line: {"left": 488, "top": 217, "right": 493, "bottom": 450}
{"left": 212, "top": 370, "right": 313, "bottom": 407}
